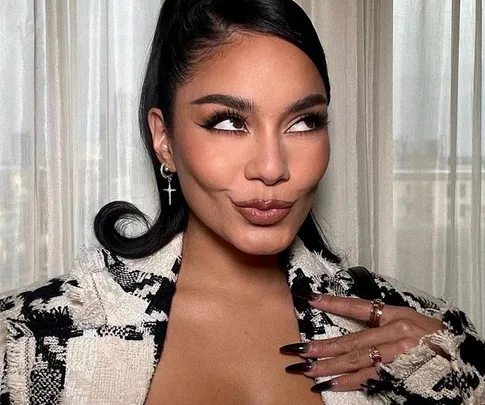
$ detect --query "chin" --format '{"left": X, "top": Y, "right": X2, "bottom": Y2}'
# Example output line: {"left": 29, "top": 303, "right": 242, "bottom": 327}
{"left": 230, "top": 226, "right": 297, "bottom": 256}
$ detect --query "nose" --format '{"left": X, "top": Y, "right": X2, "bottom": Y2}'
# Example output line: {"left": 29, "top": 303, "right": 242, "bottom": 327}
{"left": 244, "top": 132, "right": 290, "bottom": 186}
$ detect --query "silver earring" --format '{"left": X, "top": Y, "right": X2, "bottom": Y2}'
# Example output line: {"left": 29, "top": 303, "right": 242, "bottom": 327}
{"left": 160, "top": 162, "right": 176, "bottom": 206}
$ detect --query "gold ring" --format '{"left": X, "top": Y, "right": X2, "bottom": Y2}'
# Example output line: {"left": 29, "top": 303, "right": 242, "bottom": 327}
{"left": 368, "top": 298, "right": 384, "bottom": 328}
{"left": 368, "top": 346, "right": 382, "bottom": 367}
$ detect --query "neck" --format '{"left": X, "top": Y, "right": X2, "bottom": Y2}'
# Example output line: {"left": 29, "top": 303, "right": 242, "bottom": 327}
{"left": 179, "top": 211, "right": 290, "bottom": 296}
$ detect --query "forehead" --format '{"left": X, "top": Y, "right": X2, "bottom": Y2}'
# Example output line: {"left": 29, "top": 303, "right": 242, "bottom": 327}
{"left": 178, "top": 33, "right": 326, "bottom": 109}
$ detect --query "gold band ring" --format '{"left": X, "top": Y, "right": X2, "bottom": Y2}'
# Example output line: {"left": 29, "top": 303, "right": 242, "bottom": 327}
{"left": 368, "top": 298, "right": 384, "bottom": 328}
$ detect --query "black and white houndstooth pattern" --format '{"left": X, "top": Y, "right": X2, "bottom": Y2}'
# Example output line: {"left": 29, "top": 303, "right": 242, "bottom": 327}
{"left": 1, "top": 233, "right": 484, "bottom": 404}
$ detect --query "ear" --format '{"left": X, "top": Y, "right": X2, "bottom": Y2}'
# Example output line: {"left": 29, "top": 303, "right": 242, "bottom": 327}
{"left": 148, "top": 107, "right": 176, "bottom": 172}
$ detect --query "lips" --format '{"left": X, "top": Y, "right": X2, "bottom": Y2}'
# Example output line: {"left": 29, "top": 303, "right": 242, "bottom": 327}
{"left": 233, "top": 199, "right": 294, "bottom": 210}
{"left": 233, "top": 199, "right": 294, "bottom": 226}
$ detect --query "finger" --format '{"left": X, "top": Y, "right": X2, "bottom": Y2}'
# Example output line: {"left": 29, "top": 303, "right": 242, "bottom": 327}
{"left": 303, "top": 340, "right": 416, "bottom": 378}
{"left": 311, "top": 367, "right": 379, "bottom": 393}
{"left": 300, "top": 321, "right": 427, "bottom": 359}
{"left": 309, "top": 295, "right": 430, "bottom": 328}
{"left": 308, "top": 295, "right": 392, "bottom": 325}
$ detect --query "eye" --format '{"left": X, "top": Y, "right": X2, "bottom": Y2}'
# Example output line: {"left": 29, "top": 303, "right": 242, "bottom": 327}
{"left": 198, "top": 109, "right": 248, "bottom": 133}
{"left": 213, "top": 117, "right": 246, "bottom": 132}
{"left": 288, "top": 112, "right": 329, "bottom": 133}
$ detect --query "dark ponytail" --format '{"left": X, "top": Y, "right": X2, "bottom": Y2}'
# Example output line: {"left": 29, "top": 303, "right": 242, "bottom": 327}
{"left": 94, "top": 0, "right": 340, "bottom": 264}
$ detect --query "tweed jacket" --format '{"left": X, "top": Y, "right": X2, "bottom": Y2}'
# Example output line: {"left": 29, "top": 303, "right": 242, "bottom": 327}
{"left": 1, "top": 232, "right": 484, "bottom": 405}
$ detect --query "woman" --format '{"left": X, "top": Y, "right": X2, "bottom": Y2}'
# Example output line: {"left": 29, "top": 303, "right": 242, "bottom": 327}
{"left": 1, "top": 0, "right": 484, "bottom": 404}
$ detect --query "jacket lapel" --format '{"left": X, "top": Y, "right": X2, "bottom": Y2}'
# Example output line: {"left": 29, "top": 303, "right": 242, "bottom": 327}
{"left": 285, "top": 238, "right": 362, "bottom": 339}
{"left": 56, "top": 234, "right": 185, "bottom": 404}
{"left": 285, "top": 238, "right": 382, "bottom": 404}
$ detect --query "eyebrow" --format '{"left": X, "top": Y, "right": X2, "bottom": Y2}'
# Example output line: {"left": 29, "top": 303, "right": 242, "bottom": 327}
{"left": 191, "top": 94, "right": 256, "bottom": 112}
{"left": 190, "top": 93, "right": 327, "bottom": 114}
{"left": 286, "top": 94, "right": 328, "bottom": 114}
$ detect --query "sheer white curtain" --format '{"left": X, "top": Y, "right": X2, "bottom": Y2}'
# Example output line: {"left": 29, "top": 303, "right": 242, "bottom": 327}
{"left": 1, "top": 0, "right": 483, "bottom": 335}
{"left": 297, "top": 0, "right": 484, "bottom": 335}
{"left": 391, "top": 0, "right": 484, "bottom": 334}
{"left": 0, "top": 0, "right": 161, "bottom": 291}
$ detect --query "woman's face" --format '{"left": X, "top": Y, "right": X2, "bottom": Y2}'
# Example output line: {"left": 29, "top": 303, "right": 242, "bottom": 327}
{"left": 150, "top": 33, "right": 330, "bottom": 255}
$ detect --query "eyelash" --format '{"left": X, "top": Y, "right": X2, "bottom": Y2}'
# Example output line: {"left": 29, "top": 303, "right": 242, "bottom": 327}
{"left": 198, "top": 109, "right": 329, "bottom": 134}
{"left": 292, "top": 110, "right": 330, "bottom": 133}
{"left": 200, "top": 109, "right": 249, "bottom": 134}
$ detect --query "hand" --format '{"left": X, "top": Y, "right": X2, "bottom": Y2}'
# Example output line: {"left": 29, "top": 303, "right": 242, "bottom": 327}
{"left": 280, "top": 294, "right": 443, "bottom": 393}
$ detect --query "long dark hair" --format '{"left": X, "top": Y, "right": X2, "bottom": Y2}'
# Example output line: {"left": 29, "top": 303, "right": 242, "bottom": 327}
{"left": 94, "top": 0, "right": 340, "bottom": 264}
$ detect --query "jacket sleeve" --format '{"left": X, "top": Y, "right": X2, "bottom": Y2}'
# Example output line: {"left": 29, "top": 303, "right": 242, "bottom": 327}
{"left": 0, "top": 247, "right": 107, "bottom": 405}
{"left": 365, "top": 273, "right": 485, "bottom": 404}
{"left": 0, "top": 293, "right": 18, "bottom": 405}
{"left": 1, "top": 310, "right": 7, "bottom": 404}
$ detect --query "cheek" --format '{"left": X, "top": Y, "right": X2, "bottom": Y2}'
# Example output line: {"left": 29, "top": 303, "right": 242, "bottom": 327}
{"left": 288, "top": 134, "right": 330, "bottom": 192}
{"left": 171, "top": 133, "right": 238, "bottom": 193}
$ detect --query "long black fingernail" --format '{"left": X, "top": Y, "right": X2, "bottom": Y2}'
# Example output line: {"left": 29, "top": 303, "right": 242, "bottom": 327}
{"left": 285, "top": 362, "right": 315, "bottom": 374}
{"left": 311, "top": 379, "right": 337, "bottom": 393}
{"left": 292, "top": 290, "right": 323, "bottom": 302}
{"left": 279, "top": 342, "right": 311, "bottom": 354}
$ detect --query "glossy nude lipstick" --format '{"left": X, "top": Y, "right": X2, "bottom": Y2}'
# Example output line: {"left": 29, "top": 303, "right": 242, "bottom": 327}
{"left": 232, "top": 199, "right": 294, "bottom": 226}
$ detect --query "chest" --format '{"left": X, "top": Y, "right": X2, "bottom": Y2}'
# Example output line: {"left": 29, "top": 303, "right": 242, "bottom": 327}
{"left": 144, "top": 289, "right": 324, "bottom": 405}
